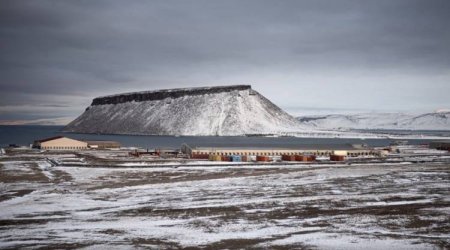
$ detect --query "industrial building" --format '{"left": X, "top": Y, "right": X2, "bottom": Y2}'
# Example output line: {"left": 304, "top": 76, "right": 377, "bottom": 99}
{"left": 33, "top": 136, "right": 88, "bottom": 150}
{"left": 181, "top": 143, "right": 382, "bottom": 160}
{"left": 33, "top": 136, "right": 121, "bottom": 150}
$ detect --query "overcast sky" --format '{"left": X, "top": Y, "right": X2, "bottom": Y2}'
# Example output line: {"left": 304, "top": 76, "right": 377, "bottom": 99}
{"left": 1, "top": 0, "right": 449, "bottom": 123}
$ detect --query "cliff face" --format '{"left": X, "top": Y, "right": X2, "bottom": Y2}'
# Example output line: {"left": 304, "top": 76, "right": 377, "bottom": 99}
{"left": 91, "top": 85, "right": 251, "bottom": 105}
{"left": 64, "top": 85, "right": 303, "bottom": 136}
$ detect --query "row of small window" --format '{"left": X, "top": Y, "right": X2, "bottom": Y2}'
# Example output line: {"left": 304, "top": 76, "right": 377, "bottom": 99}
{"left": 201, "top": 151, "right": 374, "bottom": 156}
{"left": 42, "top": 146, "right": 86, "bottom": 150}
{"left": 203, "top": 152, "right": 320, "bottom": 156}
{"left": 349, "top": 152, "right": 371, "bottom": 156}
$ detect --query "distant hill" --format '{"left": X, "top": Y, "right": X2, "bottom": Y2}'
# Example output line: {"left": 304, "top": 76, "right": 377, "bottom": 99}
{"left": 64, "top": 85, "right": 303, "bottom": 136}
{"left": 297, "top": 111, "right": 450, "bottom": 130}
{"left": 0, "top": 117, "right": 72, "bottom": 126}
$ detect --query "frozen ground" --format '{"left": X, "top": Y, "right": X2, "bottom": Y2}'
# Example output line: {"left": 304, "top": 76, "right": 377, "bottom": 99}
{"left": 0, "top": 151, "right": 449, "bottom": 249}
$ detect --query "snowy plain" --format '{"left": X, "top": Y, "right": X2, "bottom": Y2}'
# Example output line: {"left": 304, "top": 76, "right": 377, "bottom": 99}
{"left": 0, "top": 150, "right": 449, "bottom": 249}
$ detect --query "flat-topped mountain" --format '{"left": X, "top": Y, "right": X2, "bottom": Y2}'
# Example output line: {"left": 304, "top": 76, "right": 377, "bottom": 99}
{"left": 64, "top": 85, "right": 303, "bottom": 136}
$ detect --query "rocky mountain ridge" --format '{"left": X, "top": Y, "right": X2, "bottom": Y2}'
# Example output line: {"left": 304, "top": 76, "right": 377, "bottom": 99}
{"left": 64, "top": 85, "right": 303, "bottom": 136}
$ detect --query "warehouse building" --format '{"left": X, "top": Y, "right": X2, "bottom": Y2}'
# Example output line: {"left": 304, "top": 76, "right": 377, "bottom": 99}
{"left": 181, "top": 143, "right": 381, "bottom": 159}
{"left": 34, "top": 137, "right": 121, "bottom": 150}
{"left": 33, "top": 136, "right": 88, "bottom": 150}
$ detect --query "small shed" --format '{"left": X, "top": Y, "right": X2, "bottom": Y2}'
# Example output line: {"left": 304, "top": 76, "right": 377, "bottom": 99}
{"left": 332, "top": 150, "right": 348, "bottom": 156}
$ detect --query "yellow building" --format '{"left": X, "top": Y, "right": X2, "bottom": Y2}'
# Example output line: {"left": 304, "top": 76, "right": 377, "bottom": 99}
{"left": 33, "top": 136, "right": 88, "bottom": 150}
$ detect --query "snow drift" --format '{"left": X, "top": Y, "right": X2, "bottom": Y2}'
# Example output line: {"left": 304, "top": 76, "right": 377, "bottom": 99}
{"left": 64, "top": 85, "right": 303, "bottom": 136}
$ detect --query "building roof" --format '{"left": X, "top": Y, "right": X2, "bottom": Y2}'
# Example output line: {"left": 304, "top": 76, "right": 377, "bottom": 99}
{"left": 35, "top": 136, "right": 65, "bottom": 143}
{"left": 35, "top": 136, "right": 89, "bottom": 145}
{"left": 185, "top": 143, "right": 359, "bottom": 151}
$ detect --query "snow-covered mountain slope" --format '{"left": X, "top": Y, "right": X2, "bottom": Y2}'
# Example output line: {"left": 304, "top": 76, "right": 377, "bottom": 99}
{"left": 297, "top": 111, "right": 450, "bottom": 130}
{"left": 64, "top": 85, "right": 304, "bottom": 136}
{"left": 395, "top": 112, "right": 450, "bottom": 130}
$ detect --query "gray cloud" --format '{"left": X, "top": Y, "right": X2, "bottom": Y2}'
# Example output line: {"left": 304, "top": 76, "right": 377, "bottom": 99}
{"left": 1, "top": 0, "right": 449, "bottom": 121}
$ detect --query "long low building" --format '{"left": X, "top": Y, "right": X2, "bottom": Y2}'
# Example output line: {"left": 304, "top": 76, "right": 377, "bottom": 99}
{"left": 33, "top": 136, "right": 120, "bottom": 150}
{"left": 33, "top": 136, "right": 88, "bottom": 150}
{"left": 181, "top": 143, "right": 384, "bottom": 159}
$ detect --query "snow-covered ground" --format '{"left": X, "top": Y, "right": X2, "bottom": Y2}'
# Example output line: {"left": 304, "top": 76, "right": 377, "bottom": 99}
{"left": 0, "top": 152, "right": 449, "bottom": 249}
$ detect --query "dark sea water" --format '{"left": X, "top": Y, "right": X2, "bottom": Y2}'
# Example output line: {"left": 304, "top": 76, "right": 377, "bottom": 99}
{"left": 1, "top": 125, "right": 446, "bottom": 149}
{"left": 352, "top": 129, "right": 450, "bottom": 138}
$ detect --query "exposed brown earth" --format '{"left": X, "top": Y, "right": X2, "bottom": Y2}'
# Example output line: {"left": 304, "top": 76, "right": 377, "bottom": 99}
{"left": 0, "top": 149, "right": 449, "bottom": 249}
